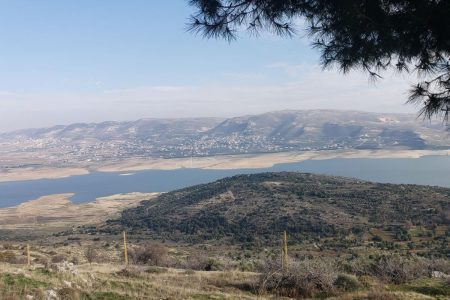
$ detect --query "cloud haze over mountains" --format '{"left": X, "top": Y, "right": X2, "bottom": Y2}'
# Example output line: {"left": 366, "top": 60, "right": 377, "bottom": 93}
{"left": 0, "top": 2, "right": 425, "bottom": 132}
{"left": 0, "top": 68, "right": 416, "bottom": 132}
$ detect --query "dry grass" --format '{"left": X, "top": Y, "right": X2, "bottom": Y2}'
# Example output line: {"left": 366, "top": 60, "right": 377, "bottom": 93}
{"left": 0, "top": 242, "right": 448, "bottom": 300}
{"left": 0, "top": 262, "right": 261, "bottom": 300}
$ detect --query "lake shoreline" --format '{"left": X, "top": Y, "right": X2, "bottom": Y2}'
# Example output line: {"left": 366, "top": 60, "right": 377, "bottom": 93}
{"left": 0, "top": 149, "right": 448, "bottom": 183}
{"left": 0, "top": 192, "right": 157, "bottom": 233}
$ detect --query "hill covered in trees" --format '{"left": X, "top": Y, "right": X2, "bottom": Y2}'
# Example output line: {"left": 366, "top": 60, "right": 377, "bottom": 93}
{"left": 105, "top": 172, "right": 449, "bottom": 257}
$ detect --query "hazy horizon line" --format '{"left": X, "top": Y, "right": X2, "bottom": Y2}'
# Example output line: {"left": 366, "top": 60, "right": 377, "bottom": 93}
{"left": 0, "top": 108, "right": 427, "bottom": 134}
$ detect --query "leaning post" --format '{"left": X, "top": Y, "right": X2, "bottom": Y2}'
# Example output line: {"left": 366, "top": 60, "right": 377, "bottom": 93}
{"left": 123, "top": 231, "right": 129, "bottom": 267}
{"left": 27, "top": 244, "right": 31, "bottom": 267}
{"left": 282, "top": 231, "right": 288, "bottom": 269}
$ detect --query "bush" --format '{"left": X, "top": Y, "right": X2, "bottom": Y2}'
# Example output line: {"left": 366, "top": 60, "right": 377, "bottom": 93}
{"left": 2, "top": 243, "right": 15, "bottom": 250}
{"left": 239, "top": 260, "right": 257, "bottom": 272}
{"left": 0, "top": 251, "right": 16, "bottom": 263}
{"left": 58, "top": 287, "right": 81, "bottom": 300}
{"left": 84, "top": 246, "right": 98, "bottom": 265}
{"left": 70, "top": 256, "right": 79, "bottom": 265}
{"left": 0, "top": 251, "right": 27, "bottom": 265}
{"left": 115, "top": 267, "right": 142, "bottom": 278}
{"left": 145, "top": 266, "right": 168, "bottom": 274}
{"left": 333, "top": 274, "right": 362, "bottom": 292}
{"left": 204, "top": 258, "right": 222, "bottom": 271}
{"left": 372, "top": 254, "right": 429, "bottom": 284}
{"left": 183, "top": 254, "right": 222, "bottom": 271}
{"left": 130, "top": 243, "right": 168, "bottom": 266}
{"left": 11, "top": 255, "right": 28, "bottom": 265}
{"left": 258, "top": 259, "right": 338, "bottom": 298}
{"left": 51, "top": 255, "right": 66, "bottom": 263}
{"left": 340, "top": 254, "right": 449, "bottom": 284}
{"left": 34, "top": 255, "right": 49, "bottom": 267}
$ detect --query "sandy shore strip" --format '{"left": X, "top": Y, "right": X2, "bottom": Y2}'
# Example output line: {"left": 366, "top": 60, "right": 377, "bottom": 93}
{"left": 0, "top": 167, "right": 89, "bottom": 182}
{"left": 0, "top": 192, "right": 157, "bottom": 231}
{"left": 0, "top": 149, "right": 448, "bottom": 183}
{"left": 94, "top": 149, "right": 449, "bottom": 171}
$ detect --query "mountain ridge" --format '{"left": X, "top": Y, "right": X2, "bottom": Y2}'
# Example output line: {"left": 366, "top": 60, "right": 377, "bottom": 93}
{"left": 0, "top": 109, "right": 438, "bottom": 136}
{"left": 0, "top": 110, "right": 448, "bottom": 167}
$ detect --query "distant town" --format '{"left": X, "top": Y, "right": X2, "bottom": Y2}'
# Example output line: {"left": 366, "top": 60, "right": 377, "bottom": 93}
{"left": 0, "top": 110, "right": 448, "bottom": 169}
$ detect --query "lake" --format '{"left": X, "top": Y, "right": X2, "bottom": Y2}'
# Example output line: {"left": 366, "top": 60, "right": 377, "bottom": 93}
{"left": 1, "top": 155, "right": 449, "bottom": 208}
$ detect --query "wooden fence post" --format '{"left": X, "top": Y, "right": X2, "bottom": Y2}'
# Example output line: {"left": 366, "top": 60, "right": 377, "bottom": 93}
{"left": 123, "top": 231, "right": 129, "bottom": 267}
{"left": 27, "top": 244, "right": 31, "bottom": 267}
{"left": 282, "top": 231, "right": 288, "bottom": 269}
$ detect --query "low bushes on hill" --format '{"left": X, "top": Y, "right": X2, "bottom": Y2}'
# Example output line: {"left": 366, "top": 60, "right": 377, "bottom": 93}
{"left": 257, "top": 258, "right": 339, "bottom": 298}
{"left": 128, "top": 243, "right": 168, "bottom": 266}
{"left": 257, "top": 254, "right": 450, "bottom": 298}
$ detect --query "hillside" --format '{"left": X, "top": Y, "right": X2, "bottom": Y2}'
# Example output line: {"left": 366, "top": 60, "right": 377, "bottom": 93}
{"left": 0, "top": 110, "right": 448, "bottom": 170}
{"left": 208, "top": 110, "right": 443, "bottom": 150}
{"left": 108, "top": 172, "right": 450, "bottom": 257}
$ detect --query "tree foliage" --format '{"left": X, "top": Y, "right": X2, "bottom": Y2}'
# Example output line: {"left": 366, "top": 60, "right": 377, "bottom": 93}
{"left": 103, "top": 172, "right": 450, "bottom": 257}
{"left": 187, "top": 0, "right": 450, "bottom": 122}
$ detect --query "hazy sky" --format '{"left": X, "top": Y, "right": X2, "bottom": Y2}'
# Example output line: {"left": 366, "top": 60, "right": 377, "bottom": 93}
{"left": 0, "top": 0, "right": 418, "bottom": 132}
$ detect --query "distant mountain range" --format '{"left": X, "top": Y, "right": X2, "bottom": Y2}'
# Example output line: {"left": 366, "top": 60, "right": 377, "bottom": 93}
{"left": 0, "top": 110, "right": 448, "bottom": 166}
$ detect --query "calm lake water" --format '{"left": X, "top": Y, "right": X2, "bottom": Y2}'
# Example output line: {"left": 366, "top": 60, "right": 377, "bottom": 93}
{"left": 1, "top": 155, "right": 449, "bottom": 208}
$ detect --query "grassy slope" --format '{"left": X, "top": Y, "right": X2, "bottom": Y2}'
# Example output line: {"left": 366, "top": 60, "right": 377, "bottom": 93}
{"left": 0, "top": 263, "right": 260, "bottom": 300}
{"left": 1, "top": 258, "right": 448, "bottom": 300}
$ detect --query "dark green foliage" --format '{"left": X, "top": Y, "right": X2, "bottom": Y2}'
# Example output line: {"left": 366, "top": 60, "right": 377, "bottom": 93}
{"left": 188, "top": 0, "right": 450, "bottom": 122}
{"left": 333, "top": 274, "right": 362, "bottom": 292}
{"left": 107, "top": 172, "right": 449, "bottom": 255}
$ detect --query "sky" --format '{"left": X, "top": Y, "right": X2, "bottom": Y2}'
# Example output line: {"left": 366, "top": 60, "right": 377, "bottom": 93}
{"left": 0, "top": 0, "right": 418, "bottom": 132}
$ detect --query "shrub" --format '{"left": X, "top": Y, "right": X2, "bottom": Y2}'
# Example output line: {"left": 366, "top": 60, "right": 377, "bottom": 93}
{"left": 340, "top": 254, "right": 448, "bottom": 284}
{"left": 34, "top": 255, "right": 49, "bottom": 267}
{"left": 2, "top": 243, "right": 15, "bottom": 250}
{"left": 58, "top": 287, "right": 81, "bottom": 300}
{"left": 11, "top": 255, "right": 28, "bottom": 265}
{"left": 372, "top": 254, "right": 429, "bottom": 284}
{"left": 183, "top": 253, "right": 209, "bottom": 271}
{"left": 333, "top": 274, "right": 362, "bottom": 292}
{"left": 145, "top": 266, "right": 168, "bottom": 274}
{"left": 70, "top": 256, "right": 79, "bottom": 265}
{"left": 204, "top": 258, "right": 222, "bottom": 271}
{"left": 258, "top": 259, "right": 338, "bottom": 298}
{"left": 115, "top": 267, "right": 142, "bottom": 278}
{"left": 51, "top": 254, "right": 66, "bottom": 263}
{"left": 0, "top": 251, "right": 27, "bottom": 265}
{"left": 130, "top": 243, "right": 168, "bottom": 266}
{"left": 0, "top": 251, "right": 16, "bottom": 263}
{"left": 84, "top": 246, "right": 98, "bottom": 265}
{"left": 239, "top": 260, "right": 256, "bottom": 272}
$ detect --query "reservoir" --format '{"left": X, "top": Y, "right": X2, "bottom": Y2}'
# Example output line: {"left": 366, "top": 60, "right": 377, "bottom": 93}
{"left": 1, "top": 155, "right": 449, "bottom": 208}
